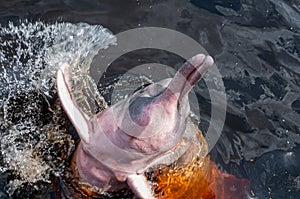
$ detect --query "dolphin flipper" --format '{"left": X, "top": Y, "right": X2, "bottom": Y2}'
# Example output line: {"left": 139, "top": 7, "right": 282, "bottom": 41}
{"left": 127, "top": 174, "right": 155, "bottom": 199}
{"left": 56, "top": 64, "right": 91, "bottom": 144}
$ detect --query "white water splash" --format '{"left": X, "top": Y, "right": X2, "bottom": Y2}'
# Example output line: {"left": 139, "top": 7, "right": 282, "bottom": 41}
{"left": 0, "top": 21, "right": 116, "bottom": 196}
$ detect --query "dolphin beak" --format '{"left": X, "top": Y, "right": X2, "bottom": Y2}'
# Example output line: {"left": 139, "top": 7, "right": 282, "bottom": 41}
{"left": 163, "top": 54, "right": 214, "bottom": 104}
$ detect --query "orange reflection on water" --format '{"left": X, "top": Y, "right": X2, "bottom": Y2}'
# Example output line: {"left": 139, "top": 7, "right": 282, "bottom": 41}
{"left": 153, "top": 155, "right": 216, "bottom": 199}
{"left": 153, "top": 156, "right": 250, "bottom": 199}
{"left": 152, "top": 129, "right": 250, "bottom": 199}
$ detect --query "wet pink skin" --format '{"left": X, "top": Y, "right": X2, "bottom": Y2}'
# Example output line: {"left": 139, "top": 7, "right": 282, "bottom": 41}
{"left": 56, "top": 54, "right": 214, "bottom": 198}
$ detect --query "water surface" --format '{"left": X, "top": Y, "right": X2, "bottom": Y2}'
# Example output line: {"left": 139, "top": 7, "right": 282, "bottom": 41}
{"left": 0, "top": 0, "right": 300, "bottom": 198}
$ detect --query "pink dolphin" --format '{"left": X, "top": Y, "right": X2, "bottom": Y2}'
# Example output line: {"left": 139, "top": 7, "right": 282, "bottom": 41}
{"left": 56, "top": 54, "right": 214, "bottom": 198}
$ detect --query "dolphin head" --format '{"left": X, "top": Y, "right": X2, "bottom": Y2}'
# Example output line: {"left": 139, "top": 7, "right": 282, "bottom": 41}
{"left": 106, "top": 54, "right": 214, "bottom": 154}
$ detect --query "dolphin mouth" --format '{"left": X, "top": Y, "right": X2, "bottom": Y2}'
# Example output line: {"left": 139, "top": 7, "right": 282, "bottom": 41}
{"left": 164, "top": 54, "right": 214, "bottom": 103}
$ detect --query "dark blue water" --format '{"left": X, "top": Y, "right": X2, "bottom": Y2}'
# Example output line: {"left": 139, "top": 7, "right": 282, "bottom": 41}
{"left": 0, "top": 0, "right": 300, "bottom": 198}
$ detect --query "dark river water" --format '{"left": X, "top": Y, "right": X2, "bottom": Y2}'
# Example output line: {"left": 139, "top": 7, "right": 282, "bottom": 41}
{"left": 0, "top": 0, "right": 300, "bottom": 199}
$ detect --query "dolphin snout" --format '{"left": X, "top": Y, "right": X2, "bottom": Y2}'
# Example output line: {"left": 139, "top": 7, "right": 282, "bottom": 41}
{"left": 162, "top": 54, "right": 214, "bottom": 104}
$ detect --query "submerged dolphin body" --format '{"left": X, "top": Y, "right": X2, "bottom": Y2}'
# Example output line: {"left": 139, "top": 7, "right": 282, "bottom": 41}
{"left": 56, "top": 54, "right": 214, "bottom": 198}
